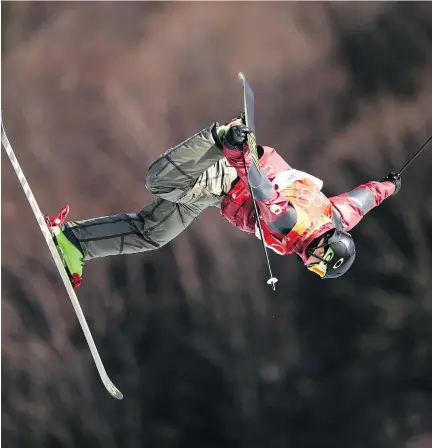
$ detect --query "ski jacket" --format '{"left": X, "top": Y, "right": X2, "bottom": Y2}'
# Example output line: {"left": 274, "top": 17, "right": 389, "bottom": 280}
{"left": 220, "top": 144, "right": 395, "bottom": 262}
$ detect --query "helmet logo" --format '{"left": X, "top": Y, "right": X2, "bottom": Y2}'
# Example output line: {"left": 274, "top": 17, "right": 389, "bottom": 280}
{"left": 333, "top": 258, "right": 344, "bottom": 269}
{"left": 323, "top": 247, "right": 334, "bottom": 262}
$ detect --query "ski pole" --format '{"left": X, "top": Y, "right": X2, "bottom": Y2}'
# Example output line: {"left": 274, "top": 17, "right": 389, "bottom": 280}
{"left": 398, "top": 135, "right": 432, "bottom": 175}
{"left": 242, "top": 153, "right": 279, "bottom": 291}
{"left": 238, "top": 72, "right": 278, "bottom": 290}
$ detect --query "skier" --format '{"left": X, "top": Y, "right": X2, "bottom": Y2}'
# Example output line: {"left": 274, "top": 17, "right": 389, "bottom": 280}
{"left": 46, "top": 115, "right": 401, "bottom": 288}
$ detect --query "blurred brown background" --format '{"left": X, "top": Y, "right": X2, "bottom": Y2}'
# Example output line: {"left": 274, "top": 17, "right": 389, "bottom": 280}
{"left": 2, "top": 2, "right": 432, "bottom": 447}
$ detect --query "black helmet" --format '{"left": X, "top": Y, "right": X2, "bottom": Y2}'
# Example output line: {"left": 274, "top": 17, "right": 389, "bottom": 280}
{"left": 305, "top": 230, "right": 356, "bottom": 279}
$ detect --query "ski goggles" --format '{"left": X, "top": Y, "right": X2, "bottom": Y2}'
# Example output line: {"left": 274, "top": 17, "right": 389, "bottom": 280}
{"left": 306, "top": 246, "right": 335, "bottom": 279}
{"left": 307, "top": 262, "right": 327, "bottom": 278}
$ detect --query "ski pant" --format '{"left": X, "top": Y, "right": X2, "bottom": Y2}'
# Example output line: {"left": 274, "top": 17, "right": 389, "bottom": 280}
{"left": 65, "top": 124, "right": 238, "bottom": 261}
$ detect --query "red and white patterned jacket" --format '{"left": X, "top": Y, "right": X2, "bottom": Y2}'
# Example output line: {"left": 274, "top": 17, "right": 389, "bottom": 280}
{"left": 220, "top": 144, "right": 395, "bottom": 262}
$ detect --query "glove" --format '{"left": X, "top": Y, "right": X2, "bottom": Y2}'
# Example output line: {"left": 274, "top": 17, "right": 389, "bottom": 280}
{"left": 223, "top": 125, "right": 252, "bottom": 151}
{"left": 381, "top": 172, "right": 401, "bottom": 195}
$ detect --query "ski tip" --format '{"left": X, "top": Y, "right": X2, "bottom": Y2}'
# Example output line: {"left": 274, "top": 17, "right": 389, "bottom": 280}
{"left": 114, "top": 390, "right": 124, "bottom": 400}
{"left": 238, "top": 72, "right": 245, "bottom": 82}
{"left": 105, "top": 380, "right": 124, "bottom": 400}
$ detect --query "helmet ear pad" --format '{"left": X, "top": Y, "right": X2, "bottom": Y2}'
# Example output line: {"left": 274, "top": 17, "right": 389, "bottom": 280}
{"left": 323, "top": 230, "right": 356, "bottom": 279}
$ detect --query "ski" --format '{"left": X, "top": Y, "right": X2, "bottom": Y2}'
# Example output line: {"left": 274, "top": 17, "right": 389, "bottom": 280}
{"left": 1, "top": 115, "right": 123, "bottom": 400}
{"left": 238, "top": 73, "right": 278, "bottom": 290}
{"left": 238, "top": 72, "right": 260, "bottom": 171}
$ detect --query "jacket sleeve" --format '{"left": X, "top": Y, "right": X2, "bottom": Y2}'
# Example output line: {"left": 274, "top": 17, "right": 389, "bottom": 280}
{"left": 222, "top": 144, "right": 294, "bottom": 232}
{"left": 329, "top": 181, "right": 395, "bottom": 232}
{"left": 223, "top": 143, "right": 264, "bottom": 191}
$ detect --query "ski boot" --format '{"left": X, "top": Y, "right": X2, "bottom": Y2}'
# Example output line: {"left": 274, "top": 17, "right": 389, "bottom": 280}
{"left": 44, "top": 205, "right": 85, "bottom": 289}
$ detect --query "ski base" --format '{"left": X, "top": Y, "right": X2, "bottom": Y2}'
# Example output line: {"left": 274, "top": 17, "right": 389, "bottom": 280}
{"left": 1, "top": 114, "right": 123, "bottom": 400}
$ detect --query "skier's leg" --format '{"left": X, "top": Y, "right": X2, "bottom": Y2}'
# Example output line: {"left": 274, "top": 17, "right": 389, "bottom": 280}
{"left": 50, "top": 117, "right": 241, "bottom": 287}
{"left": 63, "top": 150, "right": 239, "bottom": 263}
{"left": 48, "top": 198, "right": 206, "bottom": 287}
{"left": 53, "top": 153, "right": 238, "bottom": 285}
{"left": 68, "top": 115, "right": 239, "bottom": 260}
{"left": 65, "top": 118, "right": 242, "bottom": 261}
{"left": 61, "top": 198, "right": 206, "bottom": 261}
{"left": 146, "top": 117, "right": 243, "bottom": 203}
{"left": 148, "top": 157, "right": 239, "bottom": 208}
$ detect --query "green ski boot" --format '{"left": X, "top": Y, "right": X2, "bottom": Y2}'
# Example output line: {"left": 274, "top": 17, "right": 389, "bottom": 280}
{"left": 45, "top": 205, "right": 85, "bottom": 289}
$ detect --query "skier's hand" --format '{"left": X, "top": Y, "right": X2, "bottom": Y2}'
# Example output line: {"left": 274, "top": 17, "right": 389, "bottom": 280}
{"left": 224, "top": 125, "right": 252, "bottom": 151}
{"left": 381, "top": 172, "right": 401, "bottom": 195}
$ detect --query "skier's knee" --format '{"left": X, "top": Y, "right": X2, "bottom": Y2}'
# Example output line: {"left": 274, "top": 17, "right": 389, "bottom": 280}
{"left": 145, "top": 158, "right": 169, "bottom": 195}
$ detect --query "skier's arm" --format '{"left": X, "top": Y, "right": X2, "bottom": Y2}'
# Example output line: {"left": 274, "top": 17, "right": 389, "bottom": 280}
{"left": 223, "top": 130, "right": 295, "bottom": 231}
{"left": 223, "top": 144, "right": 274, "bottom": 199}
{"left": 329, "top": 181, "right": 396, "bottom": 232}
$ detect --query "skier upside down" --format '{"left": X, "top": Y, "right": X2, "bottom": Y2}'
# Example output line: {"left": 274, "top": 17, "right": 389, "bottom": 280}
{"left": 47, "top": 114, "right": 401, "bottom": 288}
